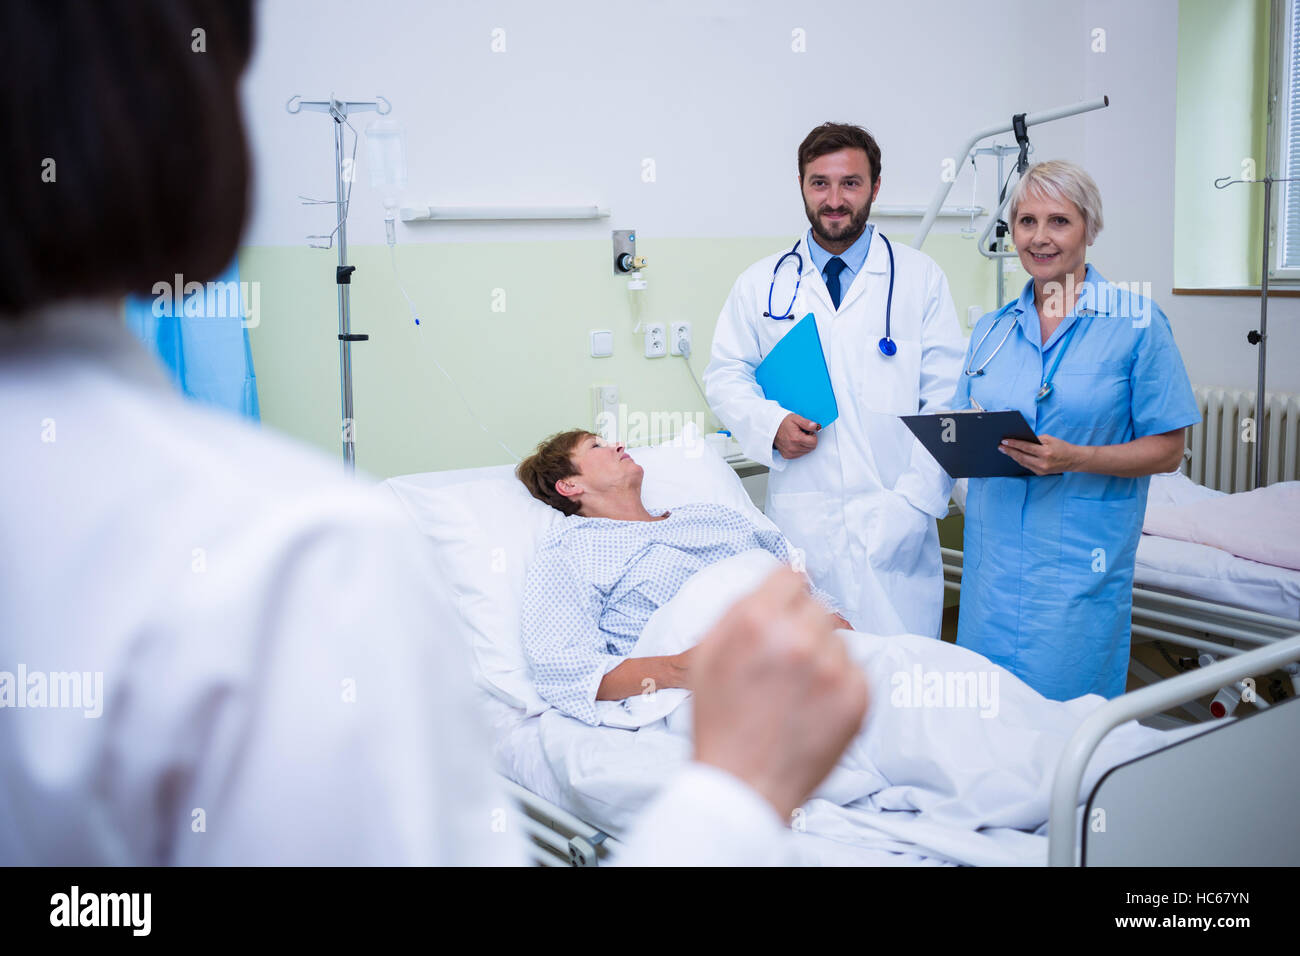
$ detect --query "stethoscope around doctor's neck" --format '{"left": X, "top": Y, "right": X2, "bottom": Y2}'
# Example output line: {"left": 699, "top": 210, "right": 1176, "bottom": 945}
{"left": 764, "top": 233, "right": 899, "bottom": 358}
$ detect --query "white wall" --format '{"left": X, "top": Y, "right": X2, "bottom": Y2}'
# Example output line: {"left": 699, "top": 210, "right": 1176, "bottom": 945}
{"left": 240, "top": 0, "right": 1083, "bottom": 246}
{"left": 238, "top": 0, "right": 1292, "bottom": 391}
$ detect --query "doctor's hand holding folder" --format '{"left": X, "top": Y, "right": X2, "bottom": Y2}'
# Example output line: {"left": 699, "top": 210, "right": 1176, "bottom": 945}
{"left": 757, "top": 315, "right": 838, "bottom": 461}
{"left": 755, "top": 314, "right": 1046, "bottom": 478}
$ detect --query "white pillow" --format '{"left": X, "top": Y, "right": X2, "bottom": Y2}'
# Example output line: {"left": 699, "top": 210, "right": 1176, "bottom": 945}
{"left": 385, "top": 473, "right": 558, "bottom": 713}
{"left": 384, "top": 425, "right": 777, "bottom": 713}
{"left": 635, "top": 422, "right": 776, "bottom": 531}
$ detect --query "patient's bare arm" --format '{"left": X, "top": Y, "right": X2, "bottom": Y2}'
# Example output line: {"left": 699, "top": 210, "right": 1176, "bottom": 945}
{"left": 596, "top": 650, "right": 692, "bottom": 700}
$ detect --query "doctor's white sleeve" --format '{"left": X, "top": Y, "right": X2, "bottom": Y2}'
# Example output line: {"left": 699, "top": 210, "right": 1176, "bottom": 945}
{"left": 169, "top": 495, "right": 528, "bottom": 866}
{"left": 613, "top": 763, "right": 791, "bottom": 865}
{"left": 704, "top": 273, "right": 792, "bottom": 471}
{"left": 892, "top": 262, "right": 966, "bottom": 519}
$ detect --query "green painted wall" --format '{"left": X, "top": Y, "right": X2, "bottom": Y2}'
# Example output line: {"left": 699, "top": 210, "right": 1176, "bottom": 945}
{"left": 241, "top": 232, "right": 998, "bottom": 479}
{"left": 1174, "top": 0, "right": 1270, "bottom": 287}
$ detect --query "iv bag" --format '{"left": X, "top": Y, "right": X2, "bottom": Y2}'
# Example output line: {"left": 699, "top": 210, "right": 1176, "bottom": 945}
{"left": 365, "top": 120, "right": 407, "bottom": 208}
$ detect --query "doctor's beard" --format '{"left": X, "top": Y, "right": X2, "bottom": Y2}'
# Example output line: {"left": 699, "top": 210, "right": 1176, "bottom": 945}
{"left": 805, "top": 196, "right": 873, "bottom": 250}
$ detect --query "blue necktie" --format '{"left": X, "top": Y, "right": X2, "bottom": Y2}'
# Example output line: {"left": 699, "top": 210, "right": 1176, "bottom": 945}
{"left": 824, "top": 256, "right": 847, "bottom": 309}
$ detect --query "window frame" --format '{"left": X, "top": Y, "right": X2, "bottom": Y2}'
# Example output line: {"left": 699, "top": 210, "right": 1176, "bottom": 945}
{"left": 1269, "top": 0, "right": 1300, "bottom": 279}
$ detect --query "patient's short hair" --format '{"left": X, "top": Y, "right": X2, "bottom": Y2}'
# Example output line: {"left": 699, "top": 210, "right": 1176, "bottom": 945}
{"left": 0, "top": 0, "right": 254, "bottom": 319}
{"left": 516, "top": 429, "right": 595, "bottom": 516}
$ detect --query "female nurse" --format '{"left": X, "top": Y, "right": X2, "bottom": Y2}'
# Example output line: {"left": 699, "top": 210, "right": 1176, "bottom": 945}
{"left": 951, "top": 160, "right": 1200, "bottom": 701}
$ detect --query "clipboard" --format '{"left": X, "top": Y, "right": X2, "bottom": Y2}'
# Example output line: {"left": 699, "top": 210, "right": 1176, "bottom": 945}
{"left": 755, "top": 313, "right": 839, "bottom": 427}
{"left": 901, "top": 409, "right": 1044, "bottom": 478}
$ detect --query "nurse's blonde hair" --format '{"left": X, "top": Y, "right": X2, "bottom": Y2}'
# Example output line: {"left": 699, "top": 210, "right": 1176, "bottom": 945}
{"left": 1006, "top": 160, "right": 1104, "bottom": 244}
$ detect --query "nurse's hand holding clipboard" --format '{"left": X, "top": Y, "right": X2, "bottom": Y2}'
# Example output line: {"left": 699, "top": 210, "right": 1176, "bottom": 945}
{"left": 1000, "top": 431, "right": 1187, "bottom": 478}
{"left": 997, "top": 434, "right": 1080, "bottom": 475}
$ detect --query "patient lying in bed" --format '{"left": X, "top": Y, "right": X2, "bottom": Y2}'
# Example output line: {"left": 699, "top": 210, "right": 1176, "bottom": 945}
{"left": 514, "top": 430, "right": 1213, "bottom": 864}
{"left": 516, "top": 429, "right": 847, "bottom": 725}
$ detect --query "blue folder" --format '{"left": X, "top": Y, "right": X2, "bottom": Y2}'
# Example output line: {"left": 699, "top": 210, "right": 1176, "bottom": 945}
{"left": 755, "top": 313, "right": 839, "bottom": 427}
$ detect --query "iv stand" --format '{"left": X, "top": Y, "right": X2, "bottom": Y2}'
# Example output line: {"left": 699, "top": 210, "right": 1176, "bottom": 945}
{"left": 969, "top": 143, "right": 1024, "bottom": 309}
{"left": 912, "top": 95, "right": 1110, "bottom": 251}
{"left": 1212, "top": 172, "right": 1299, "bottom": 489}
{"left": 287, "top": 93, "right": 391, "bottom": 472}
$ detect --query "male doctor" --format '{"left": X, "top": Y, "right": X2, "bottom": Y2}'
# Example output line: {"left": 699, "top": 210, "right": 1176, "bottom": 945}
{"left": 706, "top": 123, "right": 965, "bottom": 637}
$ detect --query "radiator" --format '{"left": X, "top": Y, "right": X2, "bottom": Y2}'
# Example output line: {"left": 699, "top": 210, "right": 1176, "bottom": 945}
{"left": 1187, "top": 386, "right": 1300, "bottom": 493}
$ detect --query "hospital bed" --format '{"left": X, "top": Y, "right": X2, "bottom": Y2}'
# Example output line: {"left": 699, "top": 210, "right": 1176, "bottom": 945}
{"left": 1126, "top": 470, "right": 1299, "bottom": 718}
{"left": 1051, "top": 634, "right": 1300, "bottom": 865}
{"left": 941, "top": 470, "right": 1300, "bottom": 723}
{"left": 380, "top": 460, "right": 623, "bottom": 866}
{"left": 1125, "top": 473, "right": 1300, "bottom": 720}
{"left": 384, "top": 434, "right": 1299, "bottom": 866}
{"left": 942, "top": 545, "right": 1300, "bottom": 724}
{"left": 1134, "top": 471, "right": 1300, "bottom": 621}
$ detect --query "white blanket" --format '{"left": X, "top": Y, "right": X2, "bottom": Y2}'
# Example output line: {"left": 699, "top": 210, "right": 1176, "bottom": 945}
{"left": 539, "top": 550, "right": 1215, "bottom": 865}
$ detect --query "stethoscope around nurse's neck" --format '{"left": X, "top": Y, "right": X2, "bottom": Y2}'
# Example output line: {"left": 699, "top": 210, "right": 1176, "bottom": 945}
{"left": 963, "top": 310, "right": 1088, "bottom": 403}
{"left": 763, "top": 233, "right": 898, "bottom": 358}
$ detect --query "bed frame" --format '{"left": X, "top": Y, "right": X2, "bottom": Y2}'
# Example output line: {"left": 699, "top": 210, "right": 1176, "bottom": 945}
{"left": 504, "top": 642, "right": 1300, "bottom": 867}
{"left": 942, "top": 545, "right": 1300, "bottom": 865}
{"left": 942, "top": 547, "right": 1300, "bottom": 720}
{"left": 501, "top": 778, "right": 622, "bottom": 867}
{"left": 1049, "top": 634, "right": 1300, "bottom": 865}
{"left": 500, "top": 549, "right": 1298, "bottom": 867}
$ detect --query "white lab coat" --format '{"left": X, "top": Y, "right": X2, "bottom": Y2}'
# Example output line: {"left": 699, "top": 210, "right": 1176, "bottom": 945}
{"left": 705, "top": 231, "right": 965, "bottom": 637}
{"left": 0, "top": 303, "right": 789, "bottom": 866}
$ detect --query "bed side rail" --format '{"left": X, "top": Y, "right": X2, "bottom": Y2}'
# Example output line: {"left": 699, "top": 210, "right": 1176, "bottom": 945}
{"left": 1047, "top": 633, "right": 1300, "bottom": 866}
{"left": 500, "top": 777, "right": 623, "bottom": 867}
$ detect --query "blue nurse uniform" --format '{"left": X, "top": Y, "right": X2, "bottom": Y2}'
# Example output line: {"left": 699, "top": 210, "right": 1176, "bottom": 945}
{"left": 951, "top": 266, "right": 1200, "bottom": 700}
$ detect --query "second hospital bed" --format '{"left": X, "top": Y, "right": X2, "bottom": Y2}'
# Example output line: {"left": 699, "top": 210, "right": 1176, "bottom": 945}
{"left": 1134, "top": 470, "right": 1300, "bottom": 620}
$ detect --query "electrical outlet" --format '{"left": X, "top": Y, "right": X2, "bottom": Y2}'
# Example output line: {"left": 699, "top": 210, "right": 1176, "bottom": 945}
{"left": 644, "top": 322, "right": 666, "bottom": 358}
{"left": 670, "top": 321, "right": 692, "bottom": 356}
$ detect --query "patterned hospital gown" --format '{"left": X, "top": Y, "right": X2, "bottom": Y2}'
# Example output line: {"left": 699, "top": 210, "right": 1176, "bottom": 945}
{"left": 520, "top": 502, "right": 835, "bottom": 724}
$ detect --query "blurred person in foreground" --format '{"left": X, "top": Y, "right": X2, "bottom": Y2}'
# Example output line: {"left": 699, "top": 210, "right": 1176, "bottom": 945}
{"left": 0, "top": 0, "right": 867, "bottom": 865}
